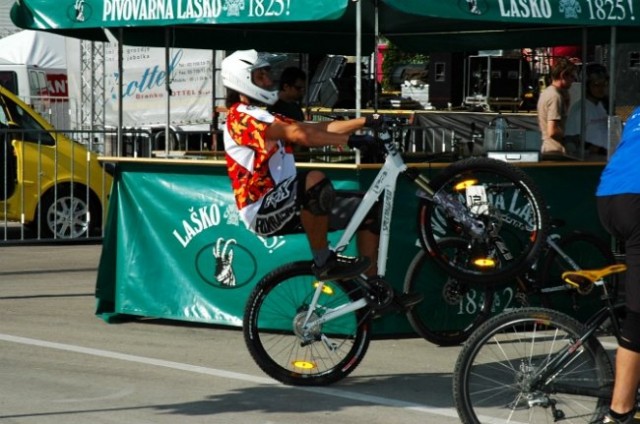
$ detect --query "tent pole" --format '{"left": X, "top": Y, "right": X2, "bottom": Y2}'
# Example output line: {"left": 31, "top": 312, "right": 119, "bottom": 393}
{"left": 579, "top": 27, "right": 587, "bottom": 160}
{"left": 355, "top": 0, "right": 362, "bottom": 164}
{"left": 607, "top": 26, "right": 617, "bottom": 157}
{"left": 117, "top": 28, "right": 123, "bottom": 157}
{"left": 608, "top": 27, "right": 616, "bottom": 113}
{"left": 165, "top": 28, "right": 171, "bottom": 156}
{"left": 355, "top": 0, "right": 362, "bottom": 118}
{"left": 373, "top": 0, "right": 379, "bottom": 111}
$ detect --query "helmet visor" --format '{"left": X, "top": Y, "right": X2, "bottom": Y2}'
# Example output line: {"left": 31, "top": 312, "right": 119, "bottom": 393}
{"left": 251, "top": 52, "right": 288, "bottom": 71}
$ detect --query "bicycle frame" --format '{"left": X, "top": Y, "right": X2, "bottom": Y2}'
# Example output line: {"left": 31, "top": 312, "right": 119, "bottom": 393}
{"left": 302, "top": 132, "right": 435, "bottom": 330}
{"left": 510, "top": 233, "right": 604, "bottom": 300}
{"left": 335, "top": 138, "right": 412, "bottom": 277}
{"left": 531, "top": 234, "right": 582, "bottom": 295}
{"left": 531, "top": 283, "right": 622, "bottom": 398}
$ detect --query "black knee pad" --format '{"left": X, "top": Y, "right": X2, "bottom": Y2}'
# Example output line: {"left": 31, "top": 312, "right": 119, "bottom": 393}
{"left": 620, "top": 309, "right": 640, "bottom": 353}
{"left": 303, "top": 178, "right": 335, "bottom": 215}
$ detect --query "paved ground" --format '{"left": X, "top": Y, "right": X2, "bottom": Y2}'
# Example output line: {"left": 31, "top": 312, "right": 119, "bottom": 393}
{"left": 0, "top": 244, "right": 465, "bottom": 424}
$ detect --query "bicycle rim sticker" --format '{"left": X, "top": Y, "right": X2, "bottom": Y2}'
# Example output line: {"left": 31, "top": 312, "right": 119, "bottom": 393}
{"left": 465, "top": 185, "right": 489, "bottom": 215}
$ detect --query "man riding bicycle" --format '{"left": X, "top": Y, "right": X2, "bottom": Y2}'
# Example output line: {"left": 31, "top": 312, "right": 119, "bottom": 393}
{"left": 220, "top": 49, "right": 422, "bottom": 312}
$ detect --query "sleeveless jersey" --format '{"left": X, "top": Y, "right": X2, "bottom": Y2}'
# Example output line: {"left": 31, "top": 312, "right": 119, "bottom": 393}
{"left": 223, "top": 103, "right": 296, "bottom": 228}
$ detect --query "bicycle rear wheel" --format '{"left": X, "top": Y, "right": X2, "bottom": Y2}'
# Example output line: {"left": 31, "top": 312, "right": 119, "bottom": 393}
{"left": 453, "top": 307, "right": 613, "bottom": 424}
{"left": 539, "top": 232, "right": 616, "bottom": 321}
{"left": 243, "top": 261, "right": 371, "bottom": 386}
{"left": 404, "top": 238, "right": 494, "bottom": 346}
{"left": 418, "top": 157, "right": 549, "bottom": 286}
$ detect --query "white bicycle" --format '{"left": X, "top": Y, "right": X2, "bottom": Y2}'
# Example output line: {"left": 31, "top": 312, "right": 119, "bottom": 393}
{"left": 243, "top": 119, "right": 550, "bottom": 385}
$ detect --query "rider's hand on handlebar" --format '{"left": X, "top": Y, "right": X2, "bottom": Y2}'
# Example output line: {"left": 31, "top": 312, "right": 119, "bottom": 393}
{"left": 364, "top": 113, "right": 386, "bottom": 130}
{"left": 347, "top": 134, "right": 376, "bottom": 155}
{"left": 348, "top": 133, "right": 384, "bottom": 163}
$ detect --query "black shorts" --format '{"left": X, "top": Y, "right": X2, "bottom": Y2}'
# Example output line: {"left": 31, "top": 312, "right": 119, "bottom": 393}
{"left": 598, "top": 194, "right": 640, "bottom": 312}
{"left": 253, "top": 173, "right": 379, "bottom": 237}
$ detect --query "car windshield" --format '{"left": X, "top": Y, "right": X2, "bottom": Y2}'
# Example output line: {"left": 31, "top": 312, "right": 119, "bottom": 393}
{"left": 1, "top": 95, "right": 55, "bottom": 146}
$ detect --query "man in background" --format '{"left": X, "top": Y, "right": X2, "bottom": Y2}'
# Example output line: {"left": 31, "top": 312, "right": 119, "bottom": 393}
{"left": 537, "top": 57, "right": 577, "bottom": 155}
{"left": 268, "top": 66, "right": 307, "bottom": 122}
{"left": 565, "top": 63, "right": 609, "bottom": 159}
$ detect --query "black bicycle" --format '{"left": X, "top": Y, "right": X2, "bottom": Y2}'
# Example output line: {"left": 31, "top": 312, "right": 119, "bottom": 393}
{"left": 452, "top": 263, "right": 627, "bottom": 423}
{"left": 243, "top": 120, "right": 550, "bottom": 385}
{"left": 403, "top": 226, "right": 616, "bottom": 346}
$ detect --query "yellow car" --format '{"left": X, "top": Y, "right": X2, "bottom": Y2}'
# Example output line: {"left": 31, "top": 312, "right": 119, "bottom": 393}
{"left": 0, "top": 85, "right": 113, "bottom": 239}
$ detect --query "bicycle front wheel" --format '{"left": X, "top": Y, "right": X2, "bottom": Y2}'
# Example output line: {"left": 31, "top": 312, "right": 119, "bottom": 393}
{"left": 418, "top": 157, "right": 549, "bottom": 286}
{"left": 243, "top": 261, "right": 371, "bottom": 386}
{"left": 453, "top": 307, "right": 613, "bottom": 424}
{"left": 404, "top": 238, "right": 494, "bottom": 346}
{"left": 539, "top": 231, "right": 616, "bottom": 322}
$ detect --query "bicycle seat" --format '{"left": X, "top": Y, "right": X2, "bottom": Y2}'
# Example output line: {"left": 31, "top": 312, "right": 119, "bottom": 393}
{"left": 562, "top": 264, "right": 628, "bottom": 291}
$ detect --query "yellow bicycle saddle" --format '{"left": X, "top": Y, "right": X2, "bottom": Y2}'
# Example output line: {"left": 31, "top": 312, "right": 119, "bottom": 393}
{"left": 562, "top": 263, "right": 628, "bottom": 291}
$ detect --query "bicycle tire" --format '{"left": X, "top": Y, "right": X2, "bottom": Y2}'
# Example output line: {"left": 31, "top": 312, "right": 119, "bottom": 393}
{"left": 404, "top": 238, "right": 494, "bottom": 346}
{"left": 418, "top": 157, "right": 549, "bottom": 286}
{"left": 453, "top": 307, "right": 613, "bottom": 424}
{"left": 243, "top": 261, "right": 371, "bottom": 386}
{"left": 539, "top": 231, "right": 616, "bottom": 322}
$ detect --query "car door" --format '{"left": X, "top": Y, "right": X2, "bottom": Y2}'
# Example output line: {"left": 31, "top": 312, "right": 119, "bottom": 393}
{"left": 0, "top": 98, "right": 16, "bottom": 204}
{"left": 0, "top": 89, "right": 58, "bottom": 222}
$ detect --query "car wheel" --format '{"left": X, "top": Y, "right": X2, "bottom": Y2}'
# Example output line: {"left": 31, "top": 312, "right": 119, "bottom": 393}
{"left": 39, "top": 186, "right": 96, "bottom": 239}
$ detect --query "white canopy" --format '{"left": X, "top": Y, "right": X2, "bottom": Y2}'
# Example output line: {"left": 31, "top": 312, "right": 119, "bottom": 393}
{"left": 0, "top": 30, "right": 66, "bottom": 68}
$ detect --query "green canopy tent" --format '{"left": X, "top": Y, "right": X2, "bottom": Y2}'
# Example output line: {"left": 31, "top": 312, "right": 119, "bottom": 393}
{"left": 11, "top": 0, "right": 640, "bottom": 53}
{"left": 382, "top": 0, "right": 640, "bottom": 52}
{"left": 9, "top": 0, "right": 376, "bottom": 55}
{"left": 10, "top": 0, "right": 363, "bottom": 154}
{"left": 11, "top": 0, "right": 640, "bottom": 154}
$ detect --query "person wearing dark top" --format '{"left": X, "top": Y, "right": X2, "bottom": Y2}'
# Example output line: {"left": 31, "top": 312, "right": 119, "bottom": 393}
{"left": 268, "top": 67, "right": 306, "bottom": 121}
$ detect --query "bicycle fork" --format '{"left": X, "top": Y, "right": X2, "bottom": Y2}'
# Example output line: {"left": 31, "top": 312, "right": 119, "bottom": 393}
{"left": 410, "top": 170, "right": 487, "bottom": 239}
{"left": 413, "top": 172, "right": 516, "bottom": 269}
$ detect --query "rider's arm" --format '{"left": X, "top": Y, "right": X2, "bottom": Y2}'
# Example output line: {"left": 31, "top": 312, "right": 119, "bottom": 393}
{"left": 266, "top": 119, "right": 352, "bottom": 148}
{"left": 309, "top": 117, "right": 367, "bottom": 134}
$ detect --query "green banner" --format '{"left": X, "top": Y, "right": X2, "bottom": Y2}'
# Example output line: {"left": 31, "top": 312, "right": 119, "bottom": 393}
{"left": 385, "top": 0, "right": 640, "bottom": 26}
{"left": 100, "top": 164, "right": 362, "bottom": 327}
{"left": 11, "top": 0, "right": 349, "bottom": 30}
{"left": 95, "top": 161, "right": 608, "bottom": 335}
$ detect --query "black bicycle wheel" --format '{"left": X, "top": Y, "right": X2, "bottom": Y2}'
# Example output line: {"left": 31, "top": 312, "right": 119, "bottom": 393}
{"left": 404, "top": 238, "right": 494, "bottom": 346}
{"left": 453, "top": 307, "right": 613, "bottom": 424}
{"left": 539, "top": 232, "right": 616, "bottom": 322}
{"left": 418, "top": 157, "right": 549, "bottom": 286}
{"left": 243, "top": 261, "right": 371, "bottom": 386}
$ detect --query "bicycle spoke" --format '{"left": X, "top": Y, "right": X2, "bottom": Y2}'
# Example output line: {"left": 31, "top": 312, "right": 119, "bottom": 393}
{"left": 419, "top": 157, "right": 549, "bottom": 286}
{"left": 454, "top": 308, "right": 613, "bottom": 423}
{"left": 244, "top": 262, "right": 371, "bottom": 385}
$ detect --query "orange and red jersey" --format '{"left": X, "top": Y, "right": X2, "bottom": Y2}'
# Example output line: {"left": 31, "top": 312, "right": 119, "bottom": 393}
{"left": 223, "top": 102, "right": 296, "bottom": 228}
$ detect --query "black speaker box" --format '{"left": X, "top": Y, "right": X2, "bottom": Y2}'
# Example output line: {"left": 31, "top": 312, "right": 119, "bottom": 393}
{"left": 428, "top": 52, "right": 467, "bottom": 108}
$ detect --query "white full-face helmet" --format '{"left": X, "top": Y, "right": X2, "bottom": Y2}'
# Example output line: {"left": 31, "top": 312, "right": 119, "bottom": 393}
{"left": 221, "top": 49, "right": 279, "bottom": 106}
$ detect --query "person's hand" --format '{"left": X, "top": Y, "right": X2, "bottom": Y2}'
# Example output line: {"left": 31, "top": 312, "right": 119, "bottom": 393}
{"left": 347, "top": 134, "right": 375, "bottom": 151}
{"left": 364, "top": 113, "right": 386, "bottom": 130}
{"left": 348, "top": 134, "right": 383, "bottom": 163}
